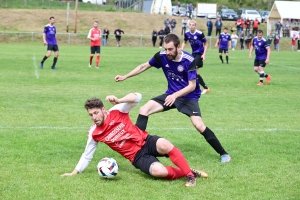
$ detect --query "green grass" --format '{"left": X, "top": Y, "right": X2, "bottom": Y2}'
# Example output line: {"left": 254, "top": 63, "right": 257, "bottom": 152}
{"left": 0, "top": 44, "right": 299, "bottom": 199}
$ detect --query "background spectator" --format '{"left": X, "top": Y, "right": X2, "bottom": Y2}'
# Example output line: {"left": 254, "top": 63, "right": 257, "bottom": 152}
{"left": 274, "top": 33, "right": 280, "bottom": 50}
{"left": 231, "top": 31, "right": 238, "bottom": 50}
{"left": 206, "top": 18, "right": 213, "bottom": 36}
{"left": 275, "top": 19, "right": 282, "bottom": 35}
{"left": 170, "top": 18, "right": 177, "bottom": 35}
{"left": 152, "top": 28, "right": 158, "bottom": 47}
{"left": 181, "top": 17, "right": 187, "bottom": 35}
{"left": 215, "top": 18, "right": 222, "bottom": 36}
{"left": 239, "top": 30, "right": 244, "bottom": 50}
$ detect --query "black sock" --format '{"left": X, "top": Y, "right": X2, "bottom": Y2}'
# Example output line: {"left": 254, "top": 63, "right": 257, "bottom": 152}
{"left": 219, "top": 55, "right": 223, "bottom": 63}
{"left": 197, "top": 74, "right": 208, "bottom": 89}
{"left": 202, "top": 127, "right": 227, "bottom": 155}
{"left": 259, "top": 72, "right": 264, "bottom": 83}
{"left": 52, "top": 57, "right": 58, "bottom": 68}
{"left": 264, "top": 73, "right": 268, "bottom": 78}
{"left": 41, "top": 56, "right": 48, "bottom": 64}
{"left": 226, "top": 56, "right": 228, "bottom": 63}
{"left": 135, "top": 114, "right": 148, "bottom": 131}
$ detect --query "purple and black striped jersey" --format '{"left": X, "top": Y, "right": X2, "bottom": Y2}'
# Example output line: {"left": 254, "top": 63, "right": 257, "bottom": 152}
{"left": 44, "top": 24, "right": 57, "bottom": 45}
{"left": 252, "top": 37, "right": 270, "bottom": 60}
{"left": 218, "top": 33, "right": 231, "bottom": 49}
{"left": 184, "top": 30, "right": 207, "bottom": 55}
{"left": 148, "top": 51, "right": 201, "bottom": 100}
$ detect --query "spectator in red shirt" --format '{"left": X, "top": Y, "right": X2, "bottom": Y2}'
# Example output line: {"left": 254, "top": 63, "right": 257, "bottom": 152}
{"left": 252, "top": 18, "right": 260, "bottom": 36}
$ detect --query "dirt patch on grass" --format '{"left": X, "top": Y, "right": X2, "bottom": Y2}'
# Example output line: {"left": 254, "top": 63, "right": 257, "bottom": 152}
{"left": 0, "top": 9, "right": 242, "bottom": 35}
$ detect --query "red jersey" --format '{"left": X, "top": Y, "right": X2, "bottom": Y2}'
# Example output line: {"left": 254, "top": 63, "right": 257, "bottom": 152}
{"left": 91, "top": 109, "right": 148, "bottom": 162}
{"left": 253, "top": 20, "right": 259, "bottom": 28}
{"left": 87, "top": 28, "right": 101, "bottom": 46}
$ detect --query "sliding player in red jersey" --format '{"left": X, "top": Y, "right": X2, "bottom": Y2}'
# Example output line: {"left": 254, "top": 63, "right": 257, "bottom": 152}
{"left": 61, "top": 92, "right": 208, "bottom": 187}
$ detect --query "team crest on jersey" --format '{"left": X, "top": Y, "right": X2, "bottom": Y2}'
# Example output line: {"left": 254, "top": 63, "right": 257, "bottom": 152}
{"left": 165, "top": 64, "right": 169, "bottom": 68}
{"left": 258, "top": 42, "right": 261, "bottom": 45}
{"left": 177, "top": 65, "right": 184, "bottom": 72}
{"left": 109, "top": 120, "right": 115, "bottom": 126}
{"left": 194, "top": 36, "right": 197, "bottom": 39}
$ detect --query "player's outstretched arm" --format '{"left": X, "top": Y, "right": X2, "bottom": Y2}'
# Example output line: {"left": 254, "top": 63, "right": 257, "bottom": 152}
{"left": 106, "top": 93, "right": 140, "bottom": 105}
{"left": 115, "top": 62, "right": 151, "bottom": 82}
{"left": 181, "top": 40, "right": 187, "bottom": 50}
{"left": 249, "top": 44, "right": 254, "bottom": 58}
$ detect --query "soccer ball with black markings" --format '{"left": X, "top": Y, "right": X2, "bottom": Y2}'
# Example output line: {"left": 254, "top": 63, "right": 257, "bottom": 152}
{"left": 97, "top": 157, "right": 118, "bottom": 179}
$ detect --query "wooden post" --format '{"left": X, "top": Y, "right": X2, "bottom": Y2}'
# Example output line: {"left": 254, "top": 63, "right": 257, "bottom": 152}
{"left": 66, "top": 2, "right": 70, "bottom": 32}
{"left": 74, "top": 0, "right": 78, "bottom": 33}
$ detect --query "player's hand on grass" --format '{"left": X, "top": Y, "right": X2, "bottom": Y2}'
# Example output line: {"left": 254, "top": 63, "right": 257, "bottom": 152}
{"left": 106, "top": 95, "right": 119, "bottom": 105}
{"left": 60, "top": 172, "right": 76, "bottom": 177}
{"left": 164, "top": 94, "right": 177, "bottom": 107}
{"left": 114, "top": 75, "right": 126, "bottom": 82}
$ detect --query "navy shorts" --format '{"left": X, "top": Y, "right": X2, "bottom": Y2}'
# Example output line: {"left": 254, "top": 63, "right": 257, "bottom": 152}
{"left": 91, "top": 46, "right": 100, "bottom": 54}
{"left": 254, "top": 59, "right": 266, "bottom": 67}
{"left": 192, "top": 53, "right": 203, "bottom": 68}
{"left": 116, "top": 36, "right": 121, "bottom": 42}
{"left": 47, "top": 44, "right": 59, "bottom": 51}
{"left": 219, "top": 48, "right": 228, "bottom": 53}
{"left": 132, "top": 135, "right": 167, "bottom": 175}
{"left": 151, "top": 94, "right": 201, "bottom": 117}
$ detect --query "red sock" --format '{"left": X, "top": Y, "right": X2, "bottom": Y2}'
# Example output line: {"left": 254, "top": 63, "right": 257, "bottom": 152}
{"left": 96, "top": 55, "right": 100, "bottom": 67}
{"left": 168, "top": 147, "right": 192, "bottom": 176}
{"left": 165, "top": 166, "right": 185, "bottom": 180}
{"left": 89, "top": 56, "right": 93, "bottom": 65}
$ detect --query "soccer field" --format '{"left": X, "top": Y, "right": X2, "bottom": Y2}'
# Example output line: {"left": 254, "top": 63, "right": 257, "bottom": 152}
{"left": 0, "top": 44, "right": 299, "bottom": 199}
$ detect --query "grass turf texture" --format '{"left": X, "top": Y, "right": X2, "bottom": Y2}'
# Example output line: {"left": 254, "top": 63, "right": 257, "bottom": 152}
{"left": 0, "top": 44, "right": 299, "bottom": 199}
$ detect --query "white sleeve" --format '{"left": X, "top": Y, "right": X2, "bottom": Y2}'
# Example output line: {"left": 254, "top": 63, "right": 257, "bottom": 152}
{"left": 75, "top": 135, "right": 98, "bottom": 173}
{"left": 87, "top": 29, "right": 92, "bottom": 39}
{"left": 109, "top": 93, "right": 142, "bottom": 113}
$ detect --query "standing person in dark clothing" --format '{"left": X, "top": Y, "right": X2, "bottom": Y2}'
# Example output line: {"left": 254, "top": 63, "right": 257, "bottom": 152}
{"left": 152, "top": 29, "right": 158, "bottom": 47}
{"left": 206, "top": 18, "right": 213, "bottom": 36}
{"left": 245, "top": 18, "right": 251, "bottom": 36}
{"left": 165, "top": 24, "right": 171, "bottom": 35}
{"left": 102, "top": 28, "right": 109, "bottom": 46}
{"left": 114, "top": 27, "right": 124, "bottom": 47}
{"left": 158, "top": 27, "right": 165, "bottom": 48}
{"left": 215, "top": 18, "right": 222, "bottom": 36}
{"left": 240, "top": 30, "right": 245, "bottom": 50}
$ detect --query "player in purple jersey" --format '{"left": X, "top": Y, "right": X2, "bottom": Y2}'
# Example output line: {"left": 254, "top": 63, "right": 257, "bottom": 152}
{"left": 114, "top": 34, "right": 231, "bottom": 163}
{"left": 215, "top": 27, "right": 231, "bottom": 64}
{"left": 40, "top": 16, "right": 59, "bottom": 70}
{"left": 181, "top": 20, "right": 210, "bottom": 95}
{"left": 249, "top": 30, "right": 272, "bottom": 86}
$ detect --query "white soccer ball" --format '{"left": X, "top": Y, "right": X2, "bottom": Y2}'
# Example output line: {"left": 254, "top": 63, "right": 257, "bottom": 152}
{"left": 97, "top": 157, "right": 118, "bottom": 179}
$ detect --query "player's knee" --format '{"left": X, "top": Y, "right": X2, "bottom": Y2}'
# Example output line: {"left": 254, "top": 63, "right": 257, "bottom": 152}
{"left": 149, "top": 162, "right": 168, "bottom": 177}
{"left": 139, "top": 105, "right": 149, "bottom": 116}
{"left": 156, "top": 138, "right": 173, "bottom": 154}
{"left": 193, "top": 121, "right": 206, "bottom": 132}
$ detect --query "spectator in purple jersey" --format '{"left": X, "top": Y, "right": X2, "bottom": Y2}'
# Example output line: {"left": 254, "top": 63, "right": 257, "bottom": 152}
{"left": 249, "top": 30, "right": 272, "bottom": 86}
{"left": 40, "top": 16, "right": 59, "bottom": 70}
{"left": 181, "top": 20, "right": 210, "bottom": 95}
{"left": 114, "top": 34, "right": 231, "bottom": 163}
{"left": 215, "top": 27, "right": 231, "bottom": 64}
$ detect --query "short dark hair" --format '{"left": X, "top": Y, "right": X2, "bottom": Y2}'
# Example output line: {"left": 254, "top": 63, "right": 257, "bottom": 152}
{"left": 258, "top": 30, "right": 263, "bottom": 34}
{"left": 94, "top": 21, "right": 98, "bottom": 23}
{"left": 224, "top": 27, "right": 228, "bottom": 30}
{"left": 50, "top": 16, "right": 55, "bottom": 20}
{"left": 164, "top": 33, "right": 180, "bottom": 47}
{"left": 84, "top": 98, "right": 104, "bottom": 110}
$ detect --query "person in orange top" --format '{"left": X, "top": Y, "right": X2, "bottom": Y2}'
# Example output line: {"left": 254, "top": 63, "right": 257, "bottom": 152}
{"left": 252, "top": 18, "right": 260, "bottom": 36}
{"left": 87, "top": 21, "right": 101, "bottom": 68}
{"left": 240, "top": 18, "right": 245, "bottom": 33}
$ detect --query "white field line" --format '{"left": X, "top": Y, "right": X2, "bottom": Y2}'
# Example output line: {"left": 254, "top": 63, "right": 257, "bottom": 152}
{"left": 0, "top": 126, "right": 298, "bottom": 132}
{"left": 269, "top": 63, "right": 300, "bottom": 70}
{"left": 33, "top": 54, "right": 39, "bottom": 79}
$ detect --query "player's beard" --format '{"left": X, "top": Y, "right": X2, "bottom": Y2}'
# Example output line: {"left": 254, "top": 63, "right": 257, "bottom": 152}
{"left": 167, "top": 48, "right": 178, "bottom": 60}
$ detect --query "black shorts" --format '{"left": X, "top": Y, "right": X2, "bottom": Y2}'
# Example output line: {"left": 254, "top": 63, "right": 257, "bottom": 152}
{"left": 116, "top": 36, "right": 121, "bottom": 42}
{"left": 47, "top": 44, "right": 59, "bottom": 52}
{"left": 192, "top": 53, "right": 203, "bottom": 68}
{"left": 219, "top": 48, "right": 228, "bottom": 53}
{"left": 132, "top": 135, "right": 166, "bottom": 175}
{"left": 151, "top": 94, "right": 201, "bottom": 117}
{"left": 254, "top": 59, "right": 266, "bottom": 67}
{"left": 90, "top": 46, "right": 100, "bottom": 54}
